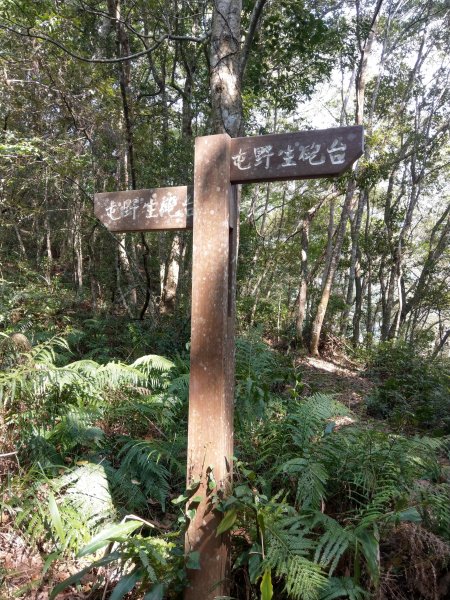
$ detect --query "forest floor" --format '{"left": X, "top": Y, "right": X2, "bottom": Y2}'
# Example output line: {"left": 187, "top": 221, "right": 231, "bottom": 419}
{"left": 298, "top": 353, "right": 374, "bottom": 414}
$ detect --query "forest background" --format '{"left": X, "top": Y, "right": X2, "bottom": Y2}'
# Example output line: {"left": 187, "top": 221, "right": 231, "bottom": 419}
{"left": 0, "top": 1, "right": 449, "bottom": 599}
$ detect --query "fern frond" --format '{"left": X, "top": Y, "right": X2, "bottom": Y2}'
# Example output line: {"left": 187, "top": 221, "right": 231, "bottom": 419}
{"left": 312, "top": 514, "right": 352, "bottom": 575}
{"left": 132, "top": 354, "right": 175, "bottom": 374}
{"left": 117, "top": 440, "right": 170, "bottom": 510}
{"left": 263, "top": 514, "right": 327, "bottom": 600}
{"left": 15, "top": 463, "right": 117, "bottom": 554}
{"left": 282, "top": 458, "right": 329, "bottom": 510}
{"left": 319, "top": 577, "right": 368, "bottom": 600}
{"left": 288, "top": 394, "right": 350, "bottom": 450}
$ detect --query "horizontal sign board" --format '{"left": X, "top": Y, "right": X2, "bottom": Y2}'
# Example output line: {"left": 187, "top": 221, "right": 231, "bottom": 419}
{"left": 94, "top": 186, "right": 192, "bottom": 232}
{"left": 229, "top": 125, "right": 363, "bottom": 184}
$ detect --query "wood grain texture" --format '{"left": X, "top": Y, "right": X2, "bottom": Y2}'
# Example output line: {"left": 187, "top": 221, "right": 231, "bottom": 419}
{"left": 184, "top": 134, "right": 237, "bottom": 600}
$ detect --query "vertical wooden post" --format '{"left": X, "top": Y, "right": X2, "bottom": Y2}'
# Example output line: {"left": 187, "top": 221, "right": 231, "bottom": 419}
{"left": 185, "top": 133, "right": 238, "bottom": 599}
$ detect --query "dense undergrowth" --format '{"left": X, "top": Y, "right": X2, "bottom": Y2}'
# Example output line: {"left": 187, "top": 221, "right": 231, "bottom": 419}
{"left": 1, "top": 328, "right": 449, "bottom": 600}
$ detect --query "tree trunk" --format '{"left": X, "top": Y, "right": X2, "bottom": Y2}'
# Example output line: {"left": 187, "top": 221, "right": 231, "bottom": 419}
{"left": 160, "top": 234, "right": 182, "bottom": 314}
{"left": 210, "top": 0, "right": 242, "bottom": 137}
{"left": 310, "top": 181, "right": 355, "bottom": 355}
{"left": 296, "top": 221, "right": 309, "bottom": 346}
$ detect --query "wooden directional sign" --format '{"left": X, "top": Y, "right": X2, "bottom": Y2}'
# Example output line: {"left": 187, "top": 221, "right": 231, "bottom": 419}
{"left": 94, "top": 186, "right": 193, "bottom": 232}
{"left": 93, "top": 125, "right": 364, "bottom": 600}
{"left": 230, "top": 125, "right": 363, "bottom": 183}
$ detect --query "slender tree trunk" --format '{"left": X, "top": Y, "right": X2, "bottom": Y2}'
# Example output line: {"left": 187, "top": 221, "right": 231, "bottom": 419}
{"left": 210, "top": 0, "right": 242, "bottom": 137}
{"left": 310, "top": 182, "right": 355, "bottom": 355}
{"left": 321, "top": 197, "right": 335, "bottom": 289}
{"left": 160, "top": 234, "right": 182, "bottom": 314}
{"left": 43, "top": 169, "right": 52, "bottom": 285}
{"left": 72, "top": 190, "right": 84, "bottom": 292}
{"left": 296, "top": 221, "right": 309, "bottom": 346}
{"left": 310, "top": 0, "right": 384, "bottom": 354}
{"left": 432, "top": 329, "right": 450, "bottom": 360}
{"left": 14, "top": 225, "right": 27, "bottom": 258}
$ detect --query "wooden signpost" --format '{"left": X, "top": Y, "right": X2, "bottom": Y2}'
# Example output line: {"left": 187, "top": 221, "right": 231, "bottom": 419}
{"left": 94, "top": 125, "right": 363, "bottom": 599}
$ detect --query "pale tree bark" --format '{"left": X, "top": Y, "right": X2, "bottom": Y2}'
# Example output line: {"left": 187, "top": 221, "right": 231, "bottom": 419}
{"left": 321, "top": 197, "right": 335, "bottom": 289}
{"left": 310, "top": 181, "right": 355, "bottom": 355}
{"left": 210, "top": 0, "right": 242, "bottom": 137}
{"left": 296, "top": 223, "right": 309, "bottom": 345}
{"left": 401, "top": 203, "right": 450, "bottom": 326}
{"left": 294, "top": 196, "right": 328, "bottom": 345}
{"left": 432, "top": 329, "right": 450, "bottom": 360}
{"left": 43, "top": 168, "right": 52, "bottom": 285}
{"left": 160, "top": 235, "right": 183, "bottom": 314}
{"left": 363, "top": 193, "right": 374, "bottom": 344}
{"left": 72, "top": 195, "right": 84, "bottom": 292}
{"left": 14, "top": 224, "right": 27, "bottom": 258}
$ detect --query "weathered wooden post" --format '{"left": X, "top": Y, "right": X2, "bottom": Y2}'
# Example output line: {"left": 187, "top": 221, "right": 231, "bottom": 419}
{"left": 94, "top": 124, "right": 363, "bottom": 600}
{"left": 184, "top": 133, "right": 237, "bottom": 598}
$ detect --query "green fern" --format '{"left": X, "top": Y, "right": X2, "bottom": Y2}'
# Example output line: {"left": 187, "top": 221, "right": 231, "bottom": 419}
{"left": 319, "top": 577, "right": 368, "bottom": 600}
{"left": 262, "top": 518, "right": 326, "bottom": 599}
{"left": 282, "top": 457, "right": 329, "bottom": 510}
{"left": 15, "top": 462, "right": 117, "bottom": 554}
{"left": 287, "top": 394, "right": 350, "bottom": 449}
{"left": 312, "top": 514, "right": 351, "bottom": 575}
{"left": 117, "top": 439, "right": 171, "bottom": 511}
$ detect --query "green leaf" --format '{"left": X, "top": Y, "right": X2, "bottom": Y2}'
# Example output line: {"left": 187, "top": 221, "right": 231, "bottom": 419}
{"left": 248, "top": 546, "right": 262, "bottom": 583}
{"left": 393, "top": 507, "right": 422, "bottom": 523}
{"left": 187, "top": 508, "right": 197, "bottom": 521}
{"left": 50, "top": 552, "right": 121, "bottom": 599}
{"left": 235, "top": 484, "right": 251, "bottom": 498}
{"left": 260, "top": 568, "right": 273, "bottom": 600}
{"left": 110, "top": 569, "right": 142, "bottom": 600}
{"left": 186, "top": 479, "right": 200, "bottom": 492}
{"left": 172, "top": 494, "right": 189, "bottom": 505}
{"left": 356, "top": 529, "right": 379, "bottom": 584}
{"left": 257, "top": 512, "right": 266, "bottom": 537}
{"left": 144, "top": 583, "right": 165, "bottom": 599}
{"left": 48, "top": 493, "right": 66, "bottom": 546}
{"left": 43, "top": 552, "right": 60, "bottom": 576}
{"left": 77, "top": 520, "right": 142, "bottom": 557}
{"left": 186, "top": 550, "right": 201, "bottom": 570}
{"left": 216, "top": 508, "right": 237, "bottom": 536}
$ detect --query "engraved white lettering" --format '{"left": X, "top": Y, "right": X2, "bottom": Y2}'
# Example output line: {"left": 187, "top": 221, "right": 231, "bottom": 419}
{"left": 278, "top": 145, "right": 296, "bottom": 167}
{"left": 105, "top": 200, "right": 121, "bottom": 221}
{"left": 159, "top": 193, "right": 178, "bottom": 217}
{"left": 144, "top": 194, "right": 158, "bottom": 218}
{"left": 327, "top": 138, "right": 347, "bottom": 165}
{"left": 121, "top": 197, "right": 140, "bottom": 220}
{"left": 254, "top": 145, "right": 274, "bottom": 169}
{"left": 298, "top": 143, "right": 325, "bottom": 166}
{"left": 232, "top": 148, "right": 251, "bottom": 170}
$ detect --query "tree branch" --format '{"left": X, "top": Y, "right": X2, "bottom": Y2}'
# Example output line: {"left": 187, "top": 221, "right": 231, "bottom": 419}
{"left": 0, "top": 22, "right": 208, "bottom": 64}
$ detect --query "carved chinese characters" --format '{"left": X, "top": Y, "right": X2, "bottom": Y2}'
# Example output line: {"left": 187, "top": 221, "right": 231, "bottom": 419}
{"left": 94, "top": 127, "right": 363, "bottom": 234}
{"left": 94, "top": 186, "right": 193, "bottom": 232}
{"left": 229, "top": 125, "right": 363, "bottom": 184}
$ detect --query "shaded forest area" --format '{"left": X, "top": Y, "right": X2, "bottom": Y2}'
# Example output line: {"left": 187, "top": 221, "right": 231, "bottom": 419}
{"left": 0, "top": 1, "right": 449, "bottom": 599}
